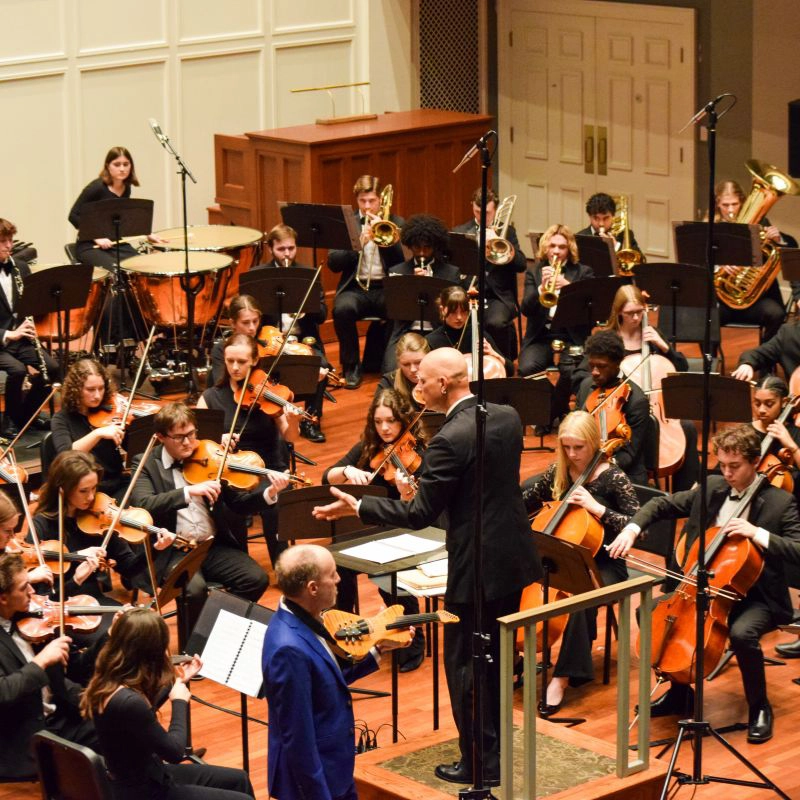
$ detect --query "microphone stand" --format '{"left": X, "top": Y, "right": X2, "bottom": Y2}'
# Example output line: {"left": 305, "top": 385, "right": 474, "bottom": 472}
{"left": 149, "top": 120, "right": 201, "bottom": 401}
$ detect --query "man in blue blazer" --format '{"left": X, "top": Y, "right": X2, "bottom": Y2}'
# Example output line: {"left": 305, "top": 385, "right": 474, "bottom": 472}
{"left": 262, "top": 544, "right": 410, "bottom": 800}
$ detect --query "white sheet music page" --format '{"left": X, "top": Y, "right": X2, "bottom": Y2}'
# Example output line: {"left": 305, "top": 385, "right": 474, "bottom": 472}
{"left": 198, "top": 608, "right": 268, "bottom": 697}
{"left": 339, "top": 533, "right": 442, "bottom": 564}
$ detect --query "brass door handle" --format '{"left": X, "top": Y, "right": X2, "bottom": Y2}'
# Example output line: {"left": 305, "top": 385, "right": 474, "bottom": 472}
{"left": 584, "top": 125, "right": 595, "bottom": 174}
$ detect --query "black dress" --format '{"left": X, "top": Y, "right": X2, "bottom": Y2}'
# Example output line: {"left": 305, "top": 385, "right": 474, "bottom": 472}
{"left": 425, "top": 321, "right": 513, "bottom": 374}
{"left": 523, "top": 463, "right": 638, "bottom": 683}
{"left": 95, "top": 687, "right": 253, "bottom": 800}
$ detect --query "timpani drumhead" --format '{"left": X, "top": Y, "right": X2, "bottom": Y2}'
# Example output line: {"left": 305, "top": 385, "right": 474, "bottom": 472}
{"left": 152, "top": 225, "right": 263, "bottom": 251}
{"left": 121, "top": 251, "right": 232, "bottom": 275}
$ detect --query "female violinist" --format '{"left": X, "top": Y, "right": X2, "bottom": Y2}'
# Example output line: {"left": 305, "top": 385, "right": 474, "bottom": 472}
{"left": 605, "top": 284, "right": 699, "bottom": 490}
{"left": 0, "top": 492, "right": 52, "bottom": 586}
{"left": 198, "top": 333, "right": 298, "bottom": 568}
{"left": 376, "top": 332, "right": 429, "bottom": 411}
{"left": 50, "top": 357, "right": 128, "bottom": 497}
{"left": 323, "top": 388, "right": 427, "bottom": 671}
{"left": 81, "top": 607, "right": 254, "bottom": 800}
{"left": 522, "top": 411, "right": 639, "bottom": 711}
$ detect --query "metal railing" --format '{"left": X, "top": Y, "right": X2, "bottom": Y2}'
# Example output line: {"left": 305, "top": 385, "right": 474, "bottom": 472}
{"left": 497, "top": 575, "right": 656, "bottom": 798}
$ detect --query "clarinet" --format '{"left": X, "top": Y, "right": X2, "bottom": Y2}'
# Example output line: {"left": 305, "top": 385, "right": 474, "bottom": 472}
{"left": 10, "top": 259, "right": 49, "bottom": 384}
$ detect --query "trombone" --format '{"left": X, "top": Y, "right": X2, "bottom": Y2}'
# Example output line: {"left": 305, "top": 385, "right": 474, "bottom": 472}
{"left": 486, "top": 195, "right": 517, "bottom": 265}
{"left": 611, "top": 194, "right": 642, "bottom": 275}
{"left": 371, "top": 184, "right": 400, "bottom": 247}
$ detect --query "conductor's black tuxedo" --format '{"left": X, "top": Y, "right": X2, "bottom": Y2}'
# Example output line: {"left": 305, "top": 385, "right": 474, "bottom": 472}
{"left": 737, "top": 321, "right": 800, "bottom": 379}
{"left": 360, "top": 396, "right": 541, "bottom": 773}
{"left": 631, "top": 475, "right": 800, "bottom": 707}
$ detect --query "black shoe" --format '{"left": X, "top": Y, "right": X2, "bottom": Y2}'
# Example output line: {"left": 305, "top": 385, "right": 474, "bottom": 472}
{"left": 533, "top": 423, "right": 551, "bottom": 437}
{"left": 774, "top": 638, "right": 800, "bottom": 659}
{"left": 648, "top": 684, "right": 695, "bottom": 718}
{"left": 397, "top": 630, "right": 425, "bottom": 673}
{"left": 344, "top": 364, "right": 362, "bottom": 389}
{"left": 31, "top": 415, "right": 51, "bottom": 431}
{"left": 434, "top": 761, "right": 499, "bottom": 787}
{"left": 2, "top": 420, "right": 20, "bottom": 438}
{"left": 747, "top": 702, "right": 773, "bottom": 744}
{"left": 300, "top": 420, "right": 326, "bottom": 443}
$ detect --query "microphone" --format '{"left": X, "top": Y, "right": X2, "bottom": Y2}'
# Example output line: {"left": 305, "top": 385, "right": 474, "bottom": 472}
{"left": 679, "top": 93, "right": 737, "bottom": 132}
{"left": 453, "top": 130, "right": 497, "bottom": 173}
{"left": 148, "top": 118, "right": 166, "bottom": 144}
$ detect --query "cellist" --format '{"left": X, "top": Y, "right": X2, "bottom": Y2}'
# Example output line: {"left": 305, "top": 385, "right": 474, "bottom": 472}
{"left": 610, "top": 425, "right": 800, "bottom": 744}
{"left": 522, "top": 410, "right": 639, "bottom": 711}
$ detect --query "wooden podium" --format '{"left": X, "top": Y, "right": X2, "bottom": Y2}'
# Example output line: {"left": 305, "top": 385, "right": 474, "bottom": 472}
{"left": 210, "top": 109, "right": 493, "bottom": 340}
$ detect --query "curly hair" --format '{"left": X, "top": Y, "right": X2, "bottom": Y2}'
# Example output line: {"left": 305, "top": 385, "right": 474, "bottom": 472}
{"left": 38, "top": 451, "right": 102, "bottom": 517}
{"left": 400, "top": 214, "right": 450, "bottom": 258}
{"left": 357, "top": 389, "right": 423, "bottom": 468}
{"left": 61, "top": 358, "right": 114, "bottom": 414}
{"left": 584, "top": 329, "right": 625, "bottom": 365}
{"left": 713, "top": 424, "right": 761, "bottom": 462}
{"left": 81, "top": 608, "right": 173, "bottom": 720}
{"left": 536, "top": 224, "right": 579, "bottom": 264}
{"left": 585, "top": 193, "right": 616, "bottom": 216}
{"left": 99, "top": 146, "right": 139, "bottom": 187}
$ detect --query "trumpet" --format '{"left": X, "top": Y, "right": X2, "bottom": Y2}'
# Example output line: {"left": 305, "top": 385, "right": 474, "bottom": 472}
{"left": 486, "top": 195, "right": 517, "bottom": 265}
{"left": 539, "top": 259, "right": 563, "bottom": 308}
{"left": 371, "top": 184, "right": 401, "bottom": 247}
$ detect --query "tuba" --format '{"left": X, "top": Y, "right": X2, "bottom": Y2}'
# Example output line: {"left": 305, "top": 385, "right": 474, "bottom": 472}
{"left": 612, "top": 194, "right": 643, "bottom": 276}
{"left": 539, "top": 259, "right": 563, "bottom": 308}
{"left": 486, "top": 195, "right": 517, "bottom": 265}
{"left": 714, "top": 159, "right": 800, "bottom": 309}
{"left": 371, "top": 184, "right": 401, "bottom": 247}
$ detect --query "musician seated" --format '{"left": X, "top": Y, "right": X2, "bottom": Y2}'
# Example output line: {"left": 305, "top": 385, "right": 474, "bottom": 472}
{"left": 323, "top": 389, "right": 426, "bottom": 671}
{"left": 452, "top": 188, "right": 527, "bottom": 360}
{"left": 575, "top": 330, "right": 650, "bottom": 486}
{"left": 251, "top": 223, "right": 331, "bottom": 443}
{"left": 0, "top": 552, "right": 99, "bottom": 781}
{"left": 518, "top": 224, "right": 594, "bottom": 430}
{"left": 603, "top": 285, "right": 699, "bottom": 491}
{"left": 425, "top": 285, "right": 512, "bottom": 374}
{"left": 714, "top": 180, "right": 785, "bottom": 343}
{"left": 611, "top": 425, "right": 800, "bottom": 744}
{"left": 376, "top": 332, "right": 429, "bottom": 412}
{"left": 129, "top": 403, "right": 289, "bottom": 646}
{"left": 523, "top": 411, "right": 639, "bottom": 710}
{"left": 0, "top": 492, "right": 52, "bottom": 587}
{"left": 328, "top": 175, "right": 405, "bottom": 389}
{"left": 732, "top": 319, "right": 800, "bottom": 384}
{"left": 576, "top": 192, "right": 643, "bottom": 258}
{"left": 51, "top": 357, "right": 129, "bottom": 499}
{"left": 0, "top": 217, "right": 60, "bottom": 437}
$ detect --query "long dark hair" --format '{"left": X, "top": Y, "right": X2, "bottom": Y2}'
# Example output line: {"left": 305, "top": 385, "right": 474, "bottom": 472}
{"left": 61, "top": 357, "right": 114, "bottom": 413}
{"left": 38, "top": 451, "right": 102, "bottom": 517}
{"left": 99, "top": 146, "right": 139, "bottom": 187}
{"left": 215, "top": 333, "right": 259, "bottom": 388}
{"left": 81, "top": 608, "right": 173, "bottom": 719}
{"left": 357, "top": 389, "right": 422, "bottom": 467}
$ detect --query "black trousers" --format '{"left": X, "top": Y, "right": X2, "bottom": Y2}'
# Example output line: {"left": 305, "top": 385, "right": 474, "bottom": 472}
{"left": 0, "top": 339, "right": 60, "bottom": 427}
{"left": 444, "top": 590, "right": 522, "bottom": 773}
{"left": 718, "top": 281, "right": 785, "bottom": 344}
{"left": 110, "top": 763, "right": 254, "bottom": 800}
{"left": 485, "top": 298, "right": 517, "bottom": 361}
{"left": 728, "top": 597, "right": 776, "bottom": 709}
{"left": 518, "top": 344, "right": 580, "bottom": 422}
{"left": 333, "top": 284, "right": 387, "bottom": 369}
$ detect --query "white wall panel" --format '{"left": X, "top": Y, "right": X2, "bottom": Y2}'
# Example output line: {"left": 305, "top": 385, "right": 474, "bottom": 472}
{"left": 178, "top": 0, "right": 263, "bottom": 43}
{"left": 77, "top": 0, "right": 167, "bottom": 54}
{"left": 1, "top": 0, "right": 65, "bottom": 64}
{"left": 271, "top": 0, "right": 354, "bottom": 33}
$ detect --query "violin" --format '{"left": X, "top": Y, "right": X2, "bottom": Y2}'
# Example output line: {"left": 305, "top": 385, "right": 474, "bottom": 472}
{"left": 7, "top": 539, "right": 100, "bottom": 575}
{"left": 584, "top": 381, "right": 633, "bottom": 449}
{"left": 233, "top": 368, "right": 316, "bottom": 422}
{"left": 76, "top": 491, "right": 195, "bottom": 549}
{"left": 368, "top": 431, "right": 422, "bottom": 491}
{"left": 87, "top": 392, "right": 162, "bottom": 429}
{"left": 182, "top": 439, "right": 312, "bottom": 490}
{"left": 16, "top": 594, "right": 120, "bottom": 643}
{"left": 322, "top": 605, "right": 459, "bottom": 660}
{"left": 0, "top": 456, "right": 27, "bottom": 486}
{"left": 256, "top": 327, "right": 345, "bottom": 387}
{"left": 754, "top": 394, "right": 800, "bottom": 492}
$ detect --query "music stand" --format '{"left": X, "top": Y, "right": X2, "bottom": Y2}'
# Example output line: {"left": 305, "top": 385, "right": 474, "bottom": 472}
{"left": 186, "top": 588, "right": 273, "bottom": 774}
{"left": 258, "top": 353, "right": 322, "bottom": 396}
{"left": 419, "top": 411, "right": 446, "bottom": 440}
{"left": 239, "top": 267, "right": 321, "bottom": 322}
{"left": 778, "top": 247, "right": 800, "bottom": 283}
{"left": 661, "top": 373, "right": 751, "bottom": 425}
{"left": 551, "top": 276, "right": 625, "bottom": 330}
{"left": 383, "top": 275, "right": 455, "bottom": 329}
{"left": 673, "top": 221, "right": 762, "bottom": 268}
{"left": 279, "top": 202, "right": 361, "bottom": 272}
{"left": 447, "top": 231, "right": 481, "bottom": 279}
{"left": 575, "top": 233, "right": 617, "bottom": 278}
{"left": 469, "top": 376, "right": 555, "bottom": 453}
{"left": 17, "top": 266, "right": 93, "bottom": 379}
{"left": 529, "top": 530, "right": 600, "bottom": 726}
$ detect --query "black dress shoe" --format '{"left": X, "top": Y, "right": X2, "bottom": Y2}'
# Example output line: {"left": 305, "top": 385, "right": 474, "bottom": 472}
{"left": 649, "top": 684, "right": 695, "bottom": 718}
{"left": 747, "top": 702, "right": 773, "bottom": 744}
{"left": 2, "top": 420, "right": 20, "bottom": 438}
{"left": 434, "top": 761, "right": 499, "bottom": 787}
{"left": 300, "top": 420, "right": 326, "bottom": 443}
{"left": 344, "top": 364, "right": 362, "bottom": 389}
{"left": 774, "top": 638, "right": 800, "bottom": 659}
{"left": 397, "top": 629, "right": 425, "bottom": 672}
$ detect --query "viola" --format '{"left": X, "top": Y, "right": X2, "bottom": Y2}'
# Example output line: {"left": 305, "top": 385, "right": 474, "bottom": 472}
{"left": 322, "top": 605, "right": 459, "bottom": 660}
{"left": 87, "top": 392, "right": 163, "bottom": 429}
{"left": 368, "top": 431, "right": 422, "bottom": 490}
{"left": 16, "top": 594, "right": 120, "bottom": 643}
{"left": 754, "top": 394, "right": 800, "bottom": 492}
{"left": 8, "top": 539, "right": 97, "bottom": 575}
{"left": 182, "top": 439, "right": 312, "bottom": 490}
{"left": 233, "top": 368, "right": 316, "bottom": 422}
{"left": 584, "top": 382, "right": 633, "bottom": 450}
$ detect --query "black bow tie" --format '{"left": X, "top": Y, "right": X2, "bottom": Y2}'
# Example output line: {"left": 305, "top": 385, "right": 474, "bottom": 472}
{"left": 728, "top": 489, "right": 742, "bottom": 501}
{"left": 0, "top": 262, "right": 13, "bottom": 275}
{"left": 170, "top": 460, "right": 183, "bottom": 471}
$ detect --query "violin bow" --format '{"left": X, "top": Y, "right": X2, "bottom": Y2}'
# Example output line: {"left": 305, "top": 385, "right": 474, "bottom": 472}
{"left": 367, "top": 407, "right": 427, "bottom": 483}
{"left": 456, "top": 276, "right": 478, "bottom": 352}
{"left": 57, "top": 488, "right": 66, "bottom": 634}
{"left": 7, "top": 448, "right": 46, "bottom": 570}
{"left": 0, "top": 382, "right": 61, "bottom": 462}
{"left": 119, "top": 325, "right": 157, "bottom": 429}
{"left": 214, "top": 364, "right": 253, "bottom": 489}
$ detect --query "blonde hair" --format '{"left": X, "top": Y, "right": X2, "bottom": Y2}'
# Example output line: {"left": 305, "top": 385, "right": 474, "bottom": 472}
{"left": 552, "top": 411, "right": 601, "bottom": 499}
{"left": 537, "top": 224, "right": 578, "bottom": 264}
{"left": 607, "top": 284, "right": 646, "bottom": 334}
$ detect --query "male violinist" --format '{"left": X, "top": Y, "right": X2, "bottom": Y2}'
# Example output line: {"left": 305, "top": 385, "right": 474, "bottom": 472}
{"left": 610, "top": 424, "right": 800, "bottom": 744}
{"left": 575, "top": 330, "right": 650, "bottom": 486}
{"left": 0, "top": 552, "right": 98, "bottom": 780}
{"left": 129, "top": 403, "right": 290, "bottom": 645}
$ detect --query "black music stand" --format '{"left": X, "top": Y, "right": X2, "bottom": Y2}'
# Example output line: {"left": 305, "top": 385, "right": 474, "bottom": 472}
{"left": 661, "top": 373, "right": 751, "bottom": 425}
{"left": 278, "top": 202, "right": 361, "bottom": 272}
{"left": 551, "top": 276, "right": 625, "bottom": 330}
{"left": 529, "top": 531, "right": 599, "bottom": 727}
{"left": 185, "top": 589, "right": 273, "bottom": 774}
{"left": 419, "top": 411, "right": 446, "bottom": 440}
{"left": 575, "top": 233, "right": 617, "bottom": 278}
{"left": 383, "top": 274, "right": 455, "bottom": 330}
{"left": 78, "top": 198, "right": 154, "bottom": 380}
{"left": 469, "top": 376, "right": 554, "bottom": 452}
{"left": 258, "top": 353, "right": 322, "bottom": 396}
{"left": 778, "top": 247, "right": 800, "bottom": 283}
{"left": 239, "top": 267, "right": 321, "bottom": 322}
{"left": 673, "top": 221, "right": 762, "bottom": 268}
{"left": 447, "top": 231, "right": 481, "bottom": 279}
{"left": 17, "top": 266, "right": 93, "bottom": 379}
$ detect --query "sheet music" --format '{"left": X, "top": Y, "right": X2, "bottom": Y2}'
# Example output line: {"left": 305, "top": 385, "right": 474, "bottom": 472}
{"left": 198, "top": 609, "right": 268, "bottom": 697}
{"left": 340, "top": 533, "right": 442, "bottom": 564}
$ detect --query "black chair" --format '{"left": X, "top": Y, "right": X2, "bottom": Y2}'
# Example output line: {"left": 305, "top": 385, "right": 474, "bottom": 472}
{"left": 40, "top": 431, "right": 57, "bottom": 478}
{"left": 32, "top": 731, "right": 112, "bottom": 800}
{"left": 64, "top": 242, "right": 79, "bottom": 265}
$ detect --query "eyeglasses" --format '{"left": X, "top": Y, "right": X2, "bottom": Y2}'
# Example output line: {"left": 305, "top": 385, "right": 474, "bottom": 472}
{"left": 621, "top": 308, "right": 645, "bottom": 317}
{"left": 164, "top": 429, "right": 198, "bottom": 443}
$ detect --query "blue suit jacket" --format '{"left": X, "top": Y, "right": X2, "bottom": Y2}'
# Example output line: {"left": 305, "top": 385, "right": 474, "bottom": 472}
{"left": 262, "top": 604, "right": 378, "bottom": 800}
